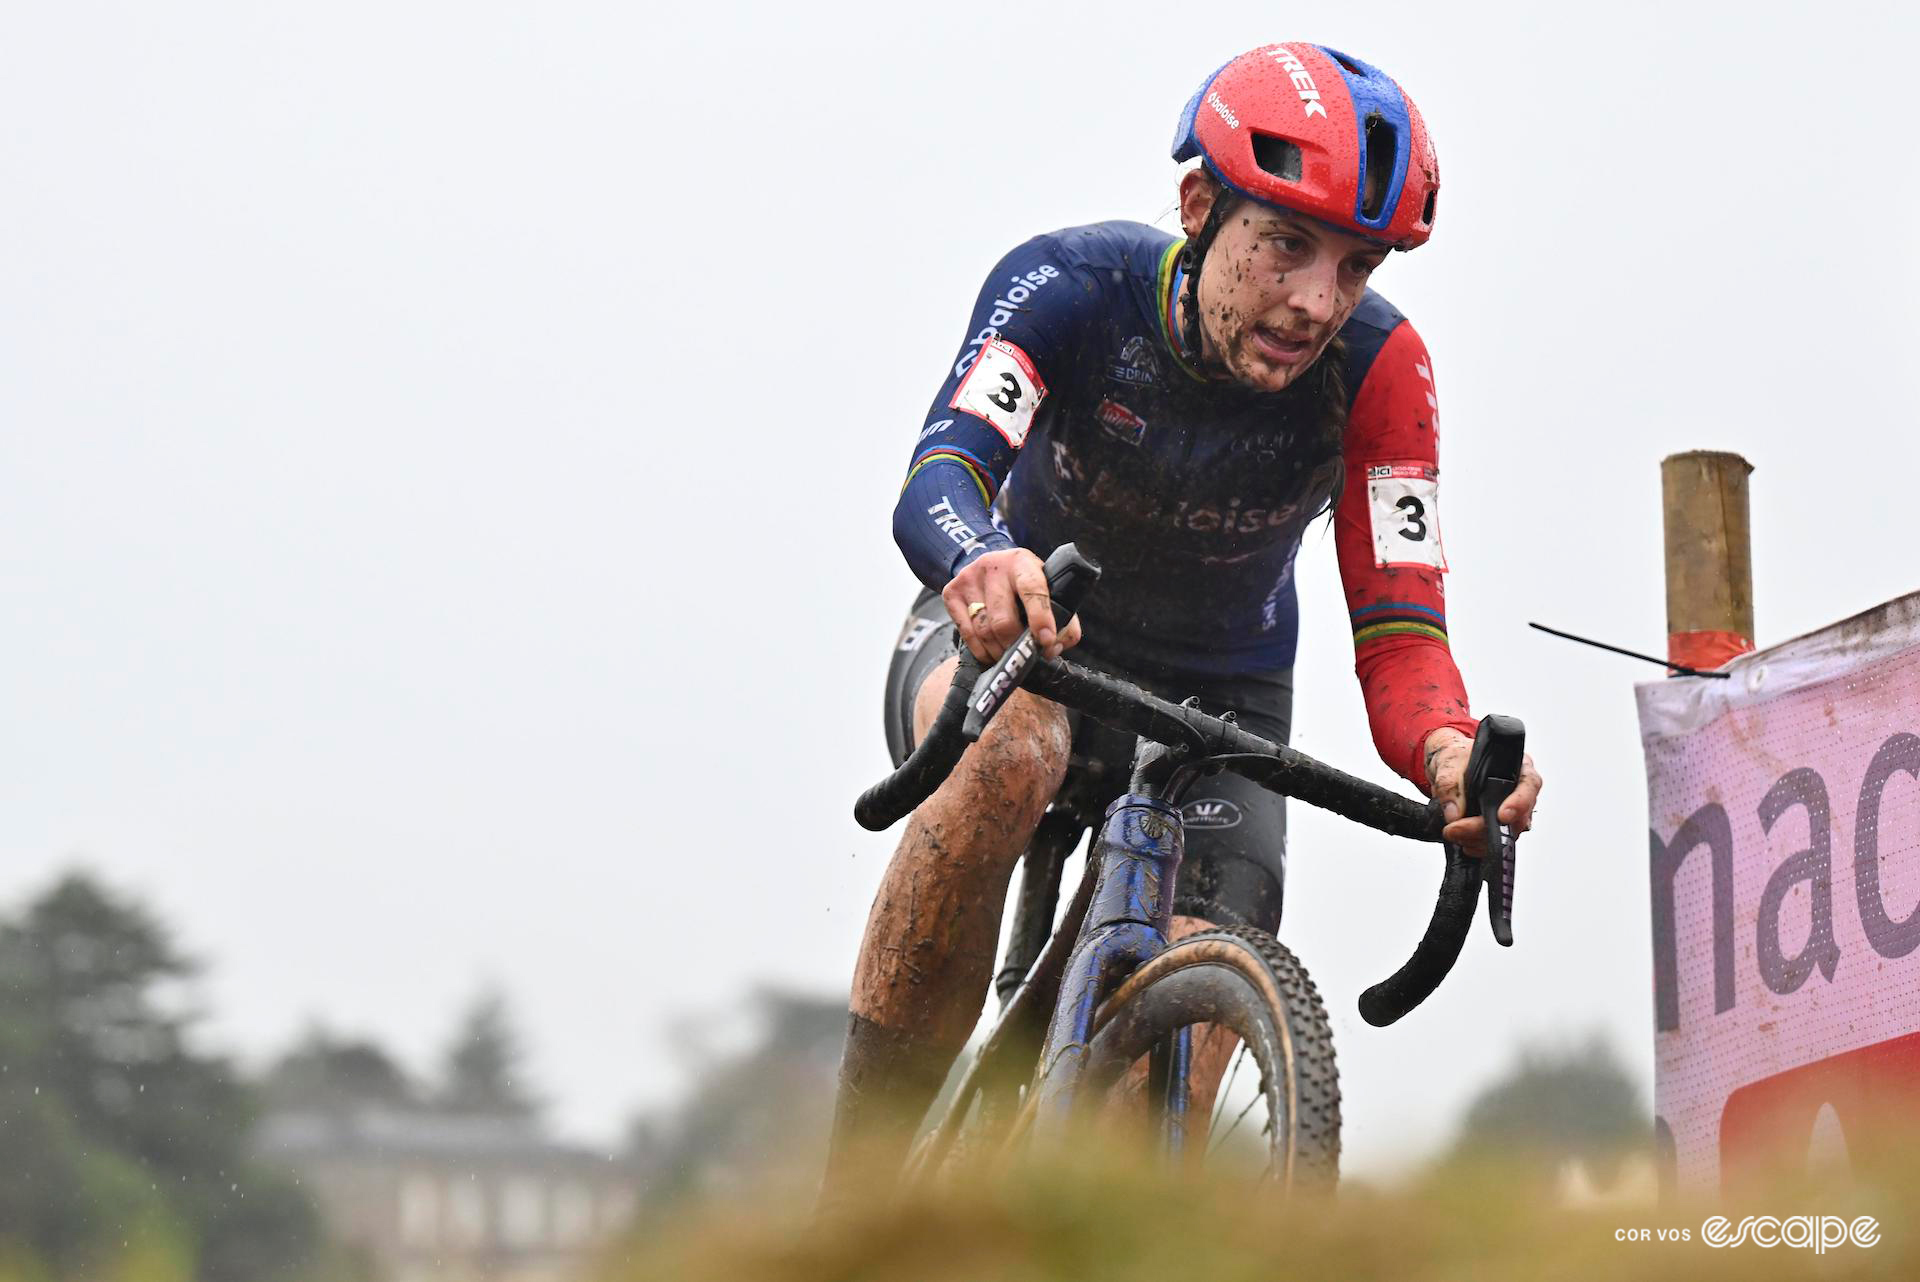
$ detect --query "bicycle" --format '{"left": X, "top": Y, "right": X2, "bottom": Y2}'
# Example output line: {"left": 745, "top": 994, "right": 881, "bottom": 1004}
{"left": 853, "top": 544, "right": 1526, "bottom": 1189}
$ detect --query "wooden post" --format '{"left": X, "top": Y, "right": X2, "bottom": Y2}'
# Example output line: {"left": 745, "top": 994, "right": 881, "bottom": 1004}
{"left": 1661, "top": 451, "right": 1755, "bottom": 672}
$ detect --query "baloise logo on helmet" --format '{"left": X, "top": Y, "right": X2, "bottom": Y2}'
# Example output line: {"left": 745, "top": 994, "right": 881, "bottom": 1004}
{"left": 1175, "top": 42, "right": 1436, "bottom": 248}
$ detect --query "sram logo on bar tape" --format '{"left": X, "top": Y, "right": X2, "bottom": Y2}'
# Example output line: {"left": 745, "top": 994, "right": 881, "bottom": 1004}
{"left": 971, "top": 634, "right": 1037, "bottom": 725}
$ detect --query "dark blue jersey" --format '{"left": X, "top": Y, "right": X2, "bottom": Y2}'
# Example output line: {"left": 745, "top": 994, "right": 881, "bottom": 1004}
{"left": 893, "top": 220, "right": 1483, "bottom": 786}
{"left": 896, "top": 221, "right": 1410, "bottom": 678}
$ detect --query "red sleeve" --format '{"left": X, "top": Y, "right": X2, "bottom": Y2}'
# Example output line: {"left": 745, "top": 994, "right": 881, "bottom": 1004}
{"left": 1332, "top": 319, "right": 1479, "bottom": 792}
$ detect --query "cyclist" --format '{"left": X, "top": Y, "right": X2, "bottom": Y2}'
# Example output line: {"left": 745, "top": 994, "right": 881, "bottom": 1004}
{"left": 825, "top": 42, "right": 1544, "bottom": 1191}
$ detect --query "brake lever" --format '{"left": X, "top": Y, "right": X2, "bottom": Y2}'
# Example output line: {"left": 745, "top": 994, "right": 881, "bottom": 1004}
{"left": 1456, "top": 713, "right": 1526, "bottom": 946}
{"left": 961, "top": 544, "right": 1101, "bottom": 741}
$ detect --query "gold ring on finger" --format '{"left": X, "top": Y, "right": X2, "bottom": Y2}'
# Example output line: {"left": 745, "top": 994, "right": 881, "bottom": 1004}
{"left": 967, "top": 601, "right": 988, "bottom": 620}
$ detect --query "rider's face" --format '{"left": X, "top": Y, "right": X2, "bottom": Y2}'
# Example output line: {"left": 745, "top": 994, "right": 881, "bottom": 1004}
{"left": 1178, "top": 173, "right": 1390, "bottom": 392}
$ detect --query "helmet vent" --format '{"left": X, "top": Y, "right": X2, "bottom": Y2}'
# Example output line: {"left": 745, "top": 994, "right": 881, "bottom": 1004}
{"left": 1250, "top": 132, "right": 1303, "bottom": 183}
{"left": 1329, "top": 50, "right": 1366, "bottom": 76}
{"left": 1360, "top": 112, "right": 1398, "bottom": 221}
{"left": 1420, "top": 188, "right": 1437, "bottom": 227}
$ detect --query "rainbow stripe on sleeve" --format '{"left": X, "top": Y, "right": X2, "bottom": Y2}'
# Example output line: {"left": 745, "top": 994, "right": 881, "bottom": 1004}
{"left": 1351, "top": 600, "right": 1450, "bottom": 648}
{"left": 903, "top": 446, "right": 997, "bottom": 505}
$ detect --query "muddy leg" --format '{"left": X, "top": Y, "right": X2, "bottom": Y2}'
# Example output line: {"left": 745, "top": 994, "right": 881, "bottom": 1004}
{"left": 820, "top": 656, "right": 1070, "bottom": 1205}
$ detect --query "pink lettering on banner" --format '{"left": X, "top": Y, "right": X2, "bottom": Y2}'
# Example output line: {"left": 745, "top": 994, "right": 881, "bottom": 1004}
{"left": 1637, "top": 592, "right": 1920, "bottom": 1192}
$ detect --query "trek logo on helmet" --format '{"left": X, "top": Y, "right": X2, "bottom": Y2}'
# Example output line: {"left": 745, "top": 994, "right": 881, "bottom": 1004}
{"left": 1265, "top": 45, "right": 1328, "bottom": 118}
{"left": 1172, "top": 43, "right": 1438, "bottom": 250}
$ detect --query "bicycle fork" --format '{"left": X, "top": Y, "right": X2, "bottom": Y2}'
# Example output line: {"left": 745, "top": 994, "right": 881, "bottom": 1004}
{"left": 1028, "top": 792, "right": 1184, "bottom": 1133}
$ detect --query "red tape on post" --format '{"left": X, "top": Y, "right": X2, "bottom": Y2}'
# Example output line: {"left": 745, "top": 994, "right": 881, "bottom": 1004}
{"left": 1668, "top": 629, "right": 1754, "bottom": 672}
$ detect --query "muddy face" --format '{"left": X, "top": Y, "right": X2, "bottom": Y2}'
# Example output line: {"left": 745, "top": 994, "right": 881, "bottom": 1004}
{"left": 1180, "top": 180, "right": 1389, "bottom": 393}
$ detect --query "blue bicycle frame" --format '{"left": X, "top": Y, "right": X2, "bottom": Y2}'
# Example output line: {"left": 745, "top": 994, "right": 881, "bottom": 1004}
{"left": 1028, "top": 792, "right": 1189, "bottom": 1133}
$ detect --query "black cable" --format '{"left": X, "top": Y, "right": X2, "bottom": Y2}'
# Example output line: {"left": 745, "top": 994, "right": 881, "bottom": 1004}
{"left": 1528, "top": 621, "right": 1733, "bottom": 679}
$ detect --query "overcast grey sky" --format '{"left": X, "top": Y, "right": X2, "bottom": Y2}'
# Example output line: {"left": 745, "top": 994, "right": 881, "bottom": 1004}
{"left": 4, "top": 1, "right": 1917, "bottom": 1175}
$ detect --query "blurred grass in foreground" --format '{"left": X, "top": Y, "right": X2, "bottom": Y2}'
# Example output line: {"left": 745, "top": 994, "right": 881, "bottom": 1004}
{"left": 597, "top": 1138, "right": 1919, "bottom": 1282}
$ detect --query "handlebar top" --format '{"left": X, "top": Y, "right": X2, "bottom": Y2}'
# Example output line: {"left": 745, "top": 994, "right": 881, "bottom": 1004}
{"left": 962, "top": 544, "right": 1101, "bottom": 742}
{"left": 852, "top": 543, "right": 1527, "bottom": 1026}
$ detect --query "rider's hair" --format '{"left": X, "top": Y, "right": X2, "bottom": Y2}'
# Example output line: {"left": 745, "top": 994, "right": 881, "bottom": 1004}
{"left": 1300, "top": 341, "right": 1348, "bottom": 523}
{"left": 1179, "top": 172, "right": 1349, "bottom": 522}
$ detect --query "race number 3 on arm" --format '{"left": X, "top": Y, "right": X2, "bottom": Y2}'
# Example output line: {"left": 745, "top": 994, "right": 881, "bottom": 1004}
{"left": 893, "top": 243, "right": 1066, "bottom": 587}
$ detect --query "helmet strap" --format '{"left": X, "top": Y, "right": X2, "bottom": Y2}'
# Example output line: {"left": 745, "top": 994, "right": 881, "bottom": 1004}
{"left": 1177, "top": 179, "right": 1238, "bottom": 369}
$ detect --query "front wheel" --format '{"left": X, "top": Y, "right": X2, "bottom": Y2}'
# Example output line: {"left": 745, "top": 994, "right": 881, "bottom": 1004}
{"left": 1082, "top": 925, "right": 1340, "bottom": 1188}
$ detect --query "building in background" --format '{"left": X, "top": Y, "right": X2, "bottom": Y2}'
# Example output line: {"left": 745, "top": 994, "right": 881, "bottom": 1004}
{"left": 254, "top": 999, "right": 644, "bottom": 1281}
{"left": 257, "top": 1106, "right": 641, "bottom": 1282}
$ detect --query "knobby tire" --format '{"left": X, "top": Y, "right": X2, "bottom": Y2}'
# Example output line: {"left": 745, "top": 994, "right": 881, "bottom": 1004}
{"left": 1082, "top": 925, "right": 1341, "bottom": 1188}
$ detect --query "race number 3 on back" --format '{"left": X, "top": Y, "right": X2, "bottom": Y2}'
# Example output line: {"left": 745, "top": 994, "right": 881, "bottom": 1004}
{"left": 1366, "top": 462, "right": 1448, "bottom": 570}
{"left": 950, "top": 338, "right": 1047, "bottom": 447}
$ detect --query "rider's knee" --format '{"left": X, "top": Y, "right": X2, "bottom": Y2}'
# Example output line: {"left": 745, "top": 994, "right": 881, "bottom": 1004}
{"left": 967, "top": 688, "right": 1072, "bottom": 797}
{"left": 911, "top": 656, "right": 1072, "bottom": 798}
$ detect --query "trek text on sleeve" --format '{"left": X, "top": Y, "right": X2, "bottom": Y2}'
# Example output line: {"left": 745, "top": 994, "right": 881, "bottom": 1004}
{"left": 893, "top": 239, "right": 1068, "bottom": 589}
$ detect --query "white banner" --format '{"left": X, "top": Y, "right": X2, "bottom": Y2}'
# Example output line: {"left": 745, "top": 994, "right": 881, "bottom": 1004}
{"left": 1638, "top": 593, "right": 1920, "bottom": 1191}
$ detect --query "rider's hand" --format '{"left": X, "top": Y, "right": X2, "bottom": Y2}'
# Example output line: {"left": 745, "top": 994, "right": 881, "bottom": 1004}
{"left": 942, "top": 548, "right": 1085, "bottom": 663}
{"left": 1423, "top": 726, "right": 1543, "bottom": 855}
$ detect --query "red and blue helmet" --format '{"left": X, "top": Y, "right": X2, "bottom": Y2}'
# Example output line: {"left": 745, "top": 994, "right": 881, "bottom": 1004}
{"left": 1173, "top": 44, "right": 1439, "bottom": 250}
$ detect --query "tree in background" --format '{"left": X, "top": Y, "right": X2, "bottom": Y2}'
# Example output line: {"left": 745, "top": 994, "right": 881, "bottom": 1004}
{"left": 436, "top": 987, "right": 537, "bottom": 1116}
{"left": 0, "top": 871, "right": 328, "bottom": 1281}
{"left": 1438, "top": 1032, "right": 1649, "bottom": 1186}
{"left": 627, "top": 989, "right": 846, "bottom": 1208}
{"left": 264, "top": 1026, "right": 417, "bottom": 1114}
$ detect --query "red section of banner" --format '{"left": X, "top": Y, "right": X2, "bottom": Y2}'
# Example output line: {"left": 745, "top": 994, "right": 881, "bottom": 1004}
{"left": 1719, "top": 1031, "right": 1920, "bottom": 1193}
{"left": 1667, "top": 629, "right": 1753, "bottom": 671}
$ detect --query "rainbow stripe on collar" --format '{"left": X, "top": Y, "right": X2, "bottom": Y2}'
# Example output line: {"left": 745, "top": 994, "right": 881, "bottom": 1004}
{"left": 1155, "top": 240, "right": 1208, "bottom": 383}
